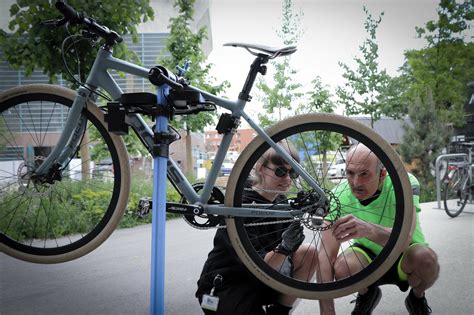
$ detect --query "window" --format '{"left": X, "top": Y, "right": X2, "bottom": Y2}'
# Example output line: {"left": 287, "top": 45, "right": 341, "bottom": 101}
{"left": 0, "top": 146, "right": 23, "bottom": 161}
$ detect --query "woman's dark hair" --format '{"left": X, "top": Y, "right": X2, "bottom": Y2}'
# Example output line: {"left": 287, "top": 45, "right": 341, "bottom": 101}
{"left": 253, "top": 142, "right": 300, "bottom": 184}
{"left": 260, "top": 142, "right": 300, "bottom": 166}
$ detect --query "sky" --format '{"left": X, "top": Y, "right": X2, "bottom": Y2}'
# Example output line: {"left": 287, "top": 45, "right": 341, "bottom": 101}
{"left": 206, "top": 0, "right": 443, "bottom": 108}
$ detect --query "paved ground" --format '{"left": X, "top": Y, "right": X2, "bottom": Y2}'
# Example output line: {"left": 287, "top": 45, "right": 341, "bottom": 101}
{"left": 1, "top": 201, "right": 473, "bottom": 314}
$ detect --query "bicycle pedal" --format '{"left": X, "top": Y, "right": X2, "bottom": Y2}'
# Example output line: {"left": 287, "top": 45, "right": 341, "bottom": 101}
{"left": 137, "top": 197, "right": 152, "bottom": 218}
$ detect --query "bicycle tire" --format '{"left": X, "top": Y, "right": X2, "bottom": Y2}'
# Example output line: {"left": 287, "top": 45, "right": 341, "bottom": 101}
{"left": 443, "top": 169, "right": 468, "bottom": 217}
{"left": 0, "top": 84, "right": 130, "bottom": 263}
{"left": 225, "top": 113, "right": 414, "bottom": 299}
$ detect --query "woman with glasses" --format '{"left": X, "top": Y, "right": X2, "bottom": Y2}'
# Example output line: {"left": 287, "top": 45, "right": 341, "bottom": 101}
{"left": 196, "top": 143, "right": 318, "bottom": 315}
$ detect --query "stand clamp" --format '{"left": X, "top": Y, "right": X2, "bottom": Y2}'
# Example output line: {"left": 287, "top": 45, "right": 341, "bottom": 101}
{"left": 153, "top": 131, "right": 176, "bottom": 158}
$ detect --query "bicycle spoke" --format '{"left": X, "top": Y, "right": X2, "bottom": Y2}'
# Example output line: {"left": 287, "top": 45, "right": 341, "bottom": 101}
{"left": 1, "top": 88, "right": 127, "bottom": 263}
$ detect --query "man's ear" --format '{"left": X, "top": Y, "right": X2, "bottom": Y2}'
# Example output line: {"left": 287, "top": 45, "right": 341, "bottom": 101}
{"left": 380, "top": 168, "right": 387, "bottom": 179}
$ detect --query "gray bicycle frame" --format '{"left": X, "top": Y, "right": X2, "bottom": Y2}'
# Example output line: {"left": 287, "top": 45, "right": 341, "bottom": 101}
{"left": 35, "top": 46, "right": 327, "bottom": 217}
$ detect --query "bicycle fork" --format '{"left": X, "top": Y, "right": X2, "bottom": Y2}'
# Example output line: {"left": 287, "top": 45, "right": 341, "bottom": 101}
{"left": 34, "top": 86, "right": 92, "bottom": 179}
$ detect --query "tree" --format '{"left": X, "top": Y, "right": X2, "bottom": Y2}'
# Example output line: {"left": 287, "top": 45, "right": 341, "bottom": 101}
{"left": 157, "top": 0, "right": 228, "bottom": 177}
{"left": 0, "top": 1, "right": 154, "bottom": 175}
{"left": 0, "top": 0, "right": 154, "bottom": 83}
{"left": 297, "top": 76, "right": 342, "bottom": 176}
{"left": 336, "top": 6, "right": 403, "bottom": 128}
{"left": 399, "top": 89, "right": 452, "bottom": 201}
{"left": 256, "top": 0, "right": 303, "bottom": 127}
{"left": 298, "top": 76, "right": 336, "bottom": 114}
{"left": 402, "top": 0, "right": 473, "bottom": 127}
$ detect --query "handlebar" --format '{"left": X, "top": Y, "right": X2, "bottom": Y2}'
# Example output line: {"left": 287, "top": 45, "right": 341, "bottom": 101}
{"left": 53, "top": 1, "right": 184, "bottom": 91}
{"left": 55, "top": 0, "right": 82, "bottom": 22}
{"left": 53, "top": 0, "right": 122, "bottom": 45}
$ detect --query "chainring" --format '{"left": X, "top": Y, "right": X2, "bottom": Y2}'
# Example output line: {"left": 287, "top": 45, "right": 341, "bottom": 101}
{"left": 181, "top": 183, "right": 224, "bottom": 229}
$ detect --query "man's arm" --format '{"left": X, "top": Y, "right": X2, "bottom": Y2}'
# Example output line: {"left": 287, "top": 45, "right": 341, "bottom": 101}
{"left": 317, "top": 222, "right": 340, "bottom": 315}
{"left": 332, "top": 205, "right": 417, "bottom": 247}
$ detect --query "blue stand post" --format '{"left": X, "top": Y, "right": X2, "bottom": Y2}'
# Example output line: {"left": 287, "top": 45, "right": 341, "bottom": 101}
{"left": 150, "top": 86, "right": 169, "bottom": 315}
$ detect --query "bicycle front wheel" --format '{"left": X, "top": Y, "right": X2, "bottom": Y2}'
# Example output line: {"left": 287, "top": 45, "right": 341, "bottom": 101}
{"left": 225, "top": 113, "right": 413, "bottom": 299}
{"left": 0, "top": 84, "right": 130, "bottom": 263}
{"left": 443, "top": 169, "right": 468, "bottom": 217}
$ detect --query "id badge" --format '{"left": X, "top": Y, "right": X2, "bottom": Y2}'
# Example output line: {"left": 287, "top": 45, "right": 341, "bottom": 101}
{"left": 201, "top": 294, "right": 219, "bottom": 312}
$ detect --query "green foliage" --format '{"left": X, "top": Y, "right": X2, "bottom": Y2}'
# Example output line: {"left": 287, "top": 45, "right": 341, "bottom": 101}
{"left": 336, "top": 6, "right": 403, "bottom": 128}
{"left": 119, "top": 178, "right": 182, "bottom": 228}
{"left": 419, "top": 179, "right": 437, "bottom": 203}
{"left": 89, "top": 121, "right": 148, "bottom": 161}
{"left": 256, "top": 0, "right": 303, "bottom": 127}
{"left": 158, "top": 0, "right": 228, "bottom": 133}
{"left": 257, "top": 61, "right": 303, "bottom": 127}
{"left": 298, "top": 76, "right": 336, "bottom": 114}
{"left": 415, "top": 0, "right": 472, "bottom": 45}
{"left": 0, "top": 177, "right": 183, "bottom": 240}
{"left": 277, "top": 0, "right": 304, "bottom": 46}
{"left": 0, "top": 0, "right": 154, "bottom": 85}
{"left": 399, "top": 89, "right": 452, "bottom": 191}
{"left": 0, "top": 179, "right": 115, "bottom": 240}
{"left": 296, "top": 77, "right": 342, "bottom": 169}
{"left": 402, "top": 0, "right": 473, "bottom": 127}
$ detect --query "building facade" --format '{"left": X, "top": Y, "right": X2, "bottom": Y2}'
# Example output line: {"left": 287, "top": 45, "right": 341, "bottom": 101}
{"left": 205, "top": 128, "right": 256, "bottom": 154}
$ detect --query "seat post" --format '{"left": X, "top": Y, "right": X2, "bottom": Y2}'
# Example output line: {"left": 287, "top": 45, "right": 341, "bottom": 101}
{"left": 239, "top": 54, "right": 269, "bottom": 101}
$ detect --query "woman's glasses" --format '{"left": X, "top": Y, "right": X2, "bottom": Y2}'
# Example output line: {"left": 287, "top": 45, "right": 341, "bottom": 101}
{"left": 264, "top": 165, "right": 299, "bottom": 179}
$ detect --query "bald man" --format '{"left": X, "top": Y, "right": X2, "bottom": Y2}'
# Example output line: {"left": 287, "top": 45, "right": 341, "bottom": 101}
{"left": 318, "top": 144, "right": 439, "bottom": 315}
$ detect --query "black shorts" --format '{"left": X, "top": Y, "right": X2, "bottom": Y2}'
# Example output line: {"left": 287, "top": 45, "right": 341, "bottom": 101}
{"left": 350, "top": 243, "right": 409, "bottom": 292}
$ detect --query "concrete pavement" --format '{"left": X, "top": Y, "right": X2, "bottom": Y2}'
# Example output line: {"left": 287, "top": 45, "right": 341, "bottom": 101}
{"left": 1, "top": 201, "right": 473, "bottom": 314}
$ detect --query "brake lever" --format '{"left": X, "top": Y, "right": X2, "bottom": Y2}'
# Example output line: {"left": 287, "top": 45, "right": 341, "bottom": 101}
{"left": 40, "top": 18, "right": 68, "bottom": 27}
{"left": 82, "top": 29, "right": 99, "bottom": 41}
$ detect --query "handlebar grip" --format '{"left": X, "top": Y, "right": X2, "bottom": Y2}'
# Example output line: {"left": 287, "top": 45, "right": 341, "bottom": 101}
{"left": 55, "top": 1, "right": 82, "bottom": 23}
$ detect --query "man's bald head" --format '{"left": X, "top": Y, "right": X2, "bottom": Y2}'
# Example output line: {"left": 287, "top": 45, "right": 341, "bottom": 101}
{"left": 345, "top": 143, "right": 385, "bottom": 201}
{"left": 346, "top": 144, "right": 381, "bottom": 172}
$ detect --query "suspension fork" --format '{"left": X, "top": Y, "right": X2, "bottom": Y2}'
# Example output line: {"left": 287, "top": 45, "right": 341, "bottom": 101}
{"left": 35, "top": 86, "right": 91, "bottom": 175}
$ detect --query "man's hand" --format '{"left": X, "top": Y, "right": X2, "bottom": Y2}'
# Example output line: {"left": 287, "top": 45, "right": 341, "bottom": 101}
{"left": 274, "top": 221, "right": 305, "bottom": 256}
{"left": 332, "top": 214, "right": 372, "bottom": 242}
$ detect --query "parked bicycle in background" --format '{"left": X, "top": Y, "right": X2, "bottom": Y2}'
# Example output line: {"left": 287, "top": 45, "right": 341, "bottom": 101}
{"left": 443, "top": 142, "right": 473, "bottom": 217}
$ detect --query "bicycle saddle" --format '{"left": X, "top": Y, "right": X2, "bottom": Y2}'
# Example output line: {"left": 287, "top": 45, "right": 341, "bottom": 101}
{"left": 224, "top": 42, "right": 297, "bottom": 59}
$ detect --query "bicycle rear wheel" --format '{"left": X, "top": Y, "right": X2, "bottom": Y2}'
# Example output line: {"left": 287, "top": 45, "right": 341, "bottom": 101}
{"left": 0, "top": 84, "right": 130, "bottom": 263}
{"left": 225, "top": 113, "right": 413, "bottom": 299}
{"left": 443, "top": 169, "right": 468, "bottom": 217}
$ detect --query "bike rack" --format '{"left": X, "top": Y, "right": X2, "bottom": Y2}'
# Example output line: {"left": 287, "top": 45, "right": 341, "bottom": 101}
{"left": 435, "top": 153, "right": 469, "bottom": 209}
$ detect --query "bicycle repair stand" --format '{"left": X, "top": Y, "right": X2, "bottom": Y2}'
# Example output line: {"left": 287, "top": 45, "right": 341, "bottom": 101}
{"left": 150, "top": 85, "right": 175, "bottom": 315}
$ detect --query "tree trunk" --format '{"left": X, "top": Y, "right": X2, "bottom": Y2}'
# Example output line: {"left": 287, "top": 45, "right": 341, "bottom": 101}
{"left": 185, "top": 127, "right": 193, "bottom": 179}
{"left": 322, "top": 150, "right": 328, "bottom": 178}
{"left": 80, "top": 130, "right": 91, "bottom": 180}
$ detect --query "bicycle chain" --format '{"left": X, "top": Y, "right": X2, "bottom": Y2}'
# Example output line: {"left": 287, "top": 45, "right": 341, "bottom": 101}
{"left": 183, "top": 188, "right": 339, "bottom": 231}
{"left": 186, "top": 217, "right": 298, "bottom": 230}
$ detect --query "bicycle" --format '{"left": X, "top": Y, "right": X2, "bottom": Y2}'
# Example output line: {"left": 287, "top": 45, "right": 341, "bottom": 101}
{"left": 0, "top": 1, "right": 414, "bottom": 300}
{"left": 443, "top": 142, "right": 473, "bottom": 217}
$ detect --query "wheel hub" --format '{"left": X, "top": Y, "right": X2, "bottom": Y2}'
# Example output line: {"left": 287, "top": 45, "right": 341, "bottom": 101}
{"left": 297, "top": 189, "right": 341, "bottom": 231}
{"left": 16, "top": 156, "right": 63, "bottom": 197}
{"left": 17, "top": 157, "right": 54, "bottom": 197}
